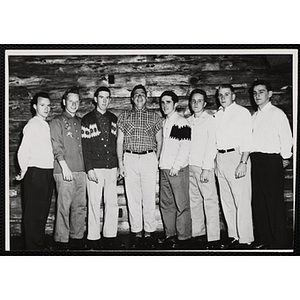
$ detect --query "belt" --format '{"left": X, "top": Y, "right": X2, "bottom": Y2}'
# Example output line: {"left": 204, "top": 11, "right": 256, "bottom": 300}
{"left": 125, "top": 150, "right": 154, "bottom": 155}
{"left": 218, "top": 148, "right": 235, "bottom": 154}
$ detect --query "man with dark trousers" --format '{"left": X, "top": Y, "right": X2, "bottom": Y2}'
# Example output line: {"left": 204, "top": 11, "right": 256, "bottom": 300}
{"left": 250, "top": 79, "right": 293, "bottom": 249}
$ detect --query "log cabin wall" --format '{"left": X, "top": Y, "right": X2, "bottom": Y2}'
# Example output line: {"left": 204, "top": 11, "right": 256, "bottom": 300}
{"left": 8, "top": 54, "right": 294, "bottom": 236}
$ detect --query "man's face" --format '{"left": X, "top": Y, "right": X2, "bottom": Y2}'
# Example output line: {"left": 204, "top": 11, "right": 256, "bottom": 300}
{"left": 218, "top": 87, "right": 235, "bottom": 108}
{"left": 34, "top": 97, "right": 51, "bottom": 120}
{"left": 253, "top": 84, "right": 272, "bottom": 109}
{"left": 64, "top": 93, "right": 80, "bottom": 115}
{"left": 132, "top": 88, "right": 147, "bottom": 110}
{"left": 190, "top": 93, "right": 206, "bottom": 114}
{"left": 95, "top": 91, "right": 110, "bottom": 112}
{"left": 161, "top": 95, "right": 177, "bottom": 116}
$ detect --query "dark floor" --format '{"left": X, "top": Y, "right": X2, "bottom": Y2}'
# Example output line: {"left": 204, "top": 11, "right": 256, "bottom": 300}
{"left": 8, "top": 227, "right": 294, "bottom": 253}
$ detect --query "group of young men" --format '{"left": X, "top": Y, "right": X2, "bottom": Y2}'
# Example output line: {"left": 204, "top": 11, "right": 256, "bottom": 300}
{"left": 16, "top": 79, "right": 293, "bottom": 251}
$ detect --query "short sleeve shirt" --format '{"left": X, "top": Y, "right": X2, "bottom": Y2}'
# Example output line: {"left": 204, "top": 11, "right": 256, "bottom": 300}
{"left": 117, "top": 108, "right": 162, "bottom": 152}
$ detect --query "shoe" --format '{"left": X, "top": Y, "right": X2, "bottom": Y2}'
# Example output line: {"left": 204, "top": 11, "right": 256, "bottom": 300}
{"left": 144, "top": 235, "right": 156, "bottom": 249}
{"left": 157, "top": 236, "right": 177, "bottom": 249}
{"left": 87, "top": 239, "right": 102, "bottom": 250}
{"left": 55, "top": 242, "right": 69, "bottom": 251}
{"left": 174, "top": 238, "right": 192, "bottom": 249}
{"left": 69, "top": 238, "right": 86, "bottom": 250}
{"left": 255, "top": 243, "right": 270, "bottom": 249}
{"left": 206, "top": 240, "right": 221, "bottom": 250}
{"left": 131, "top": 236, "right": 143, "bottom": 249}
{"left": 191, "top": 235, "right": 207, "bottom": 244}
{"left": 221, "top": 238, "right": 239, "bottom": 250}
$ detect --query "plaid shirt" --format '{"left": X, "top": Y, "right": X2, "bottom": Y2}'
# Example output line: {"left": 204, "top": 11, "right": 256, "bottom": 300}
{"left": 117, "top": 108, "right": 162, "bottom": 152}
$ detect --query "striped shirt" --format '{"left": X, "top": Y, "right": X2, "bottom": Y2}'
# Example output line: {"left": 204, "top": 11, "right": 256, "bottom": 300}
{"left": 117, "top": 108, "right": 162, "bottom": 152}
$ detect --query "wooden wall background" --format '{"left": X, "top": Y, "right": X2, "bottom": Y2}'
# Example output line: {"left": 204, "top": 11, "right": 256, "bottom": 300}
{"left": 8, "top": 53, "right": 294, "bottom": 237}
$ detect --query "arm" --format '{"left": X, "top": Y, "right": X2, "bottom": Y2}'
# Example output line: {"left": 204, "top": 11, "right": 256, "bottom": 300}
{"left": 155, "top": 129, "right": 163, "bottom": 160}
{"left": 235, "top": 151, "right": 250, "bottom": 179}
{"left": 50, "top": 118, "right": 73, "bottom": 181}
{"left": 171, "top": 122, "right": 191, "bottom": 176}
{"left": 16, "top": 121, "right": 36, "bottom": 180}
{"left": 117, "top": 128, "right": 126, "bottom": 177}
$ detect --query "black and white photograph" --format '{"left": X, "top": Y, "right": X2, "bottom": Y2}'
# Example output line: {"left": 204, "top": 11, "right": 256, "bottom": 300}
{"left": 5, "top": 47, "right": 298, "bottom": 254}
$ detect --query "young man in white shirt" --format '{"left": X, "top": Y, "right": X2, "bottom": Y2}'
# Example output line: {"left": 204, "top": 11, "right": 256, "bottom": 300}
{"left": 16, "top": 92, "right": 54, "bottom": 250}
{"left": 158, "top": 90, "right": 192, "bottom": 249}
{"left": 188, "top": 89, "right": 220, "bottom": 249}
{"left": 250, "top": 80, "right": 293, "bottom": 249}
{"left": 214, "top": 84, "right": 254, "bottom": 248}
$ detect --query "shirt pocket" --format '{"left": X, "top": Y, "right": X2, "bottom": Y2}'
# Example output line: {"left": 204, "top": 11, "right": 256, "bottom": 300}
{"left": 124, "top": 122, "right": 135, "bottom": 136}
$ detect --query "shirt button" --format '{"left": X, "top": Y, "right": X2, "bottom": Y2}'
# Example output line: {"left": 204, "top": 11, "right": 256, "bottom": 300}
{"left": 104, "top": 145, "right": 107, "bottom": 147}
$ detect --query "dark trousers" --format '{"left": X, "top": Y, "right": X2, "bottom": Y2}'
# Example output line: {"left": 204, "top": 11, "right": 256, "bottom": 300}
{"left": 250, "top": 153, "right": 288, "bottom": 248}
{"left": 159, "top": 166, "right": 192, "bottom": 240}
{"left": 23, "top": 167, "right": 54, "bottom": 250}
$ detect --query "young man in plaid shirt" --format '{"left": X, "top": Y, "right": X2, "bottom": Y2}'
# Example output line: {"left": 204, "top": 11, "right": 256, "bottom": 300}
{"left": 117, "top": 84, "right": 163, "bottom": 249}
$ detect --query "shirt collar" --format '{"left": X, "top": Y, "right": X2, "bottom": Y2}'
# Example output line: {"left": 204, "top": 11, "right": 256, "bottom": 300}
{"left": 218, "top": 101, "right": 237, "bottom": 112}
{"left": 133, "top": 107, "right": 147, "bottom": 113}
{"left": 63, "top": 110, "right": 75, "bottom": 119}
{"left": 166, "top": 110, "right": 178, "bottom": 122}
{"left": 258, "top": 101, "right": 273, "bottom": 113}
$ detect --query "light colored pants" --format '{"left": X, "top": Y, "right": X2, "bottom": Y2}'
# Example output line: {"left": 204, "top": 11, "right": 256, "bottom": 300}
{"left": 86, "top": 168, "right": 118, "bottom": 240}
{"left": 215, "top": 150, "right": 254, "bottom": 244}
{"left": 189, "top": 165, "right": 220, "bottom": 242}
{"left": 124, "top": 152, "right": 157, "bottom": 233}
{"left": 53, "top": 172, "right": 87, "bottom": 243}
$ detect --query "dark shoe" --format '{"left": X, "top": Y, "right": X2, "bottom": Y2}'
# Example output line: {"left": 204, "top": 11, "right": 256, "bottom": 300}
{"left": 144, "top": 235, "right": 156, "bottom": 249}
{"left": 174, "top": 238, "right": 192, "bottom": 249}
{"left": 255, "top": 243, "right": 270, "bottom": 249}
{"left": 87, "top": 239, "right": 102, "bottom": 250}
{"left": 206, "top": 240, "right": 221, "bottom": 250}
{"left": 191, "top": 235, "right": 207, "bottom": 244}
{"left": 221, "top": 238, "right": 239, "bottom": 250}
{"left": 131, "top": 236, "right": 143, "bottom": 249}
{"left": 157, "top": 236, "right": 177, "bottom": 249}
{"left": 55, "top": 242, "right": 69, "bottom": 251}
{"left": 69, "top": 238, "right": 86, "bottom": 250}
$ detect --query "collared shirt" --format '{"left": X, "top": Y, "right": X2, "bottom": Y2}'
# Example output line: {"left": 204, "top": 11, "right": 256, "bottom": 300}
{"left": 252, "top": 101, "right": 293, "bottom": 159}
{"left": 50, "top": 111, "right": 85, "bottom": 174}
{"left": 159, "top": 111, "right": 191, "bottom": 170}
{"left": 215, "top": 102, "right": 253, "bottom": 153}
{"left": 81, "top": 109, "right": 118, "bottom": 171}
{"left": 188, "top": 111, "right": 217, "bottom": 170}
{"left": 117, "top": 107, "right": 162, "bottom": 152}
{"left": 18, "top": 116, "right": 54, "bottom": 172}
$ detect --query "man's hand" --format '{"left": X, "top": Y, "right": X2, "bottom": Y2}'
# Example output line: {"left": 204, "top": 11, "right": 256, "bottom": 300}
{"left": 235, "top": 163, "right": 247, "bottom": 179}
{"left": 62, "top": 165, "right": 73, "bottom": 181}
{"left": 15, "top": 170, "right": 26, "bottom": 181}
{"left": 200, "top": 169, "right": 210, "bottom": 183}
{"left": 169, "top": 167, "right": 179, "bottom": 177}
{"left": 119, "top": 164, "right": 127, "bottom": 178}
{"left": 282, "top": 159, "right": 290, "bottom": 168}
{"left": 87, "top": 169, "right": 98, "bottom": 183}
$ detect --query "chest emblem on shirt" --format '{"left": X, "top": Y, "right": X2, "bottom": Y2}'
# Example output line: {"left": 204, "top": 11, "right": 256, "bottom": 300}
{"left": 169, "top": 125, "right": 191, "bottom": 141}
{"left": 63, "top": 118, "right": 73, "bottom": 138}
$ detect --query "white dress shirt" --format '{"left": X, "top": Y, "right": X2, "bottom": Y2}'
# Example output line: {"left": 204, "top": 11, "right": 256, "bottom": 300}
{"left": 18, "top": 116, "right": 54, "bottom": 172}
{"left": 215, "top": 102, "right": 253, "bottom": 153}
{"left": 188, "top": 111, "right": 217, "bottom": 170}
{"left": 252, "top": 101, "right": 293, "bottom": 159}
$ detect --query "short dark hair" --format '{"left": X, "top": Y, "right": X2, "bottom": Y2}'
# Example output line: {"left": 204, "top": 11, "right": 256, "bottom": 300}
{"left": 189, "top": 89, "right": 207, "bottom": 103}
{"left": 131, "top": 84, "right": 147, "bottom": 98}
{"left": 250, "top": 79, "right": 272, "bottom": 93}
{"left": 30, "top": 92, "right": 50, "bottom": 116}
{"left": 159, "top": 90, "right": 179, "bottom": 104}
{"left": 32, "top": 92, "right": 50, "bottom": 106}
{"left": 94, "top": 86, "right": 111, "bottom": 98}
{"left": 217, "top": 84, "right": 235, "bottom": 94}
{"left": 62, "top": 87, "right": 80, "bottom": 101}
